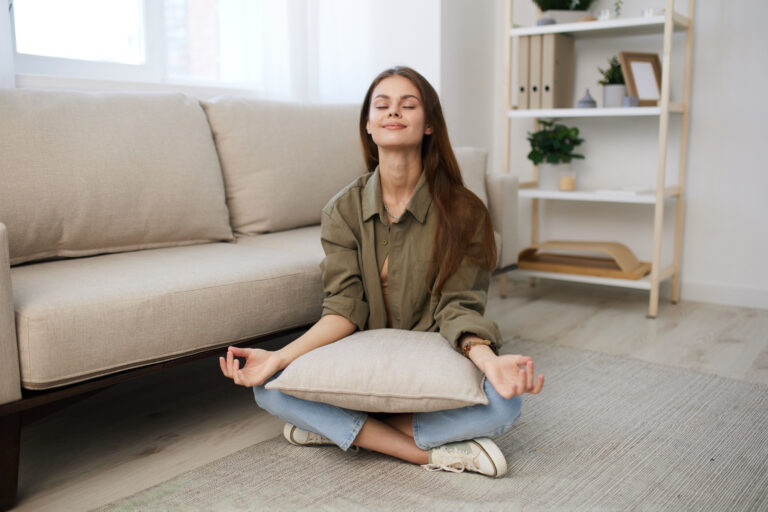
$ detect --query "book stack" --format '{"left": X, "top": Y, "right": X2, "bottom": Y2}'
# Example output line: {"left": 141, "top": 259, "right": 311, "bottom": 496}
{"left": 517, "top": 34, "right": 575, "bottom": 109}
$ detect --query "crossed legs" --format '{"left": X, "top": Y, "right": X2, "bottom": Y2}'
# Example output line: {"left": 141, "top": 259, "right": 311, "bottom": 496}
{"left": 352, "top": 414, "right": 428, "bottom": 465}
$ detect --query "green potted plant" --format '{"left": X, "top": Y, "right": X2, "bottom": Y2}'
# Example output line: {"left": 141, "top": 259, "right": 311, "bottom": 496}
{"left": 527, "top": 119, "right": 585, "bottom": 190}
{"left": 597, "top": 55, "right": 626, "bottom": 108}
{"left": 533, "top": 0, "right": 596, "bottom": 25}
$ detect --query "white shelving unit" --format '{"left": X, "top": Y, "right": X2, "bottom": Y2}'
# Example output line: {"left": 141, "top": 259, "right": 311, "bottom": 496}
{"left": 501, "top": 0, "right": 696, "bottom": 317}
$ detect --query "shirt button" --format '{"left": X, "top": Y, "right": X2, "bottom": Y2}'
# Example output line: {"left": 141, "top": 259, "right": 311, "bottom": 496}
{"left": 383, "top": 240, "right": 388, "bottom": 245}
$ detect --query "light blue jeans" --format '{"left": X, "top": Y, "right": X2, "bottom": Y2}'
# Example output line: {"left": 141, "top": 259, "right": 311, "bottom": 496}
{"left": 252, "top": 372, "right": 523, "bottom": 451}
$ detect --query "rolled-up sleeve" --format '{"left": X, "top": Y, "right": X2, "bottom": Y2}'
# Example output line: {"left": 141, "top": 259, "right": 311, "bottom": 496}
{"left": 433, "top": 219, "right": 502, "bottom": 354}
{"left": 319, "top": 207, "right": 369, "bottom": 331}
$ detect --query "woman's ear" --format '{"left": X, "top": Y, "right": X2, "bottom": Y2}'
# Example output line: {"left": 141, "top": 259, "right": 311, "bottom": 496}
{"left": 366, "top": 119, "right": 372, "bottom": 134}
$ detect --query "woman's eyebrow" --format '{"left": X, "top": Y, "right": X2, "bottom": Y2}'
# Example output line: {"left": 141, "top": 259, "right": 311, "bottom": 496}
{"left": 373, "top": 94, "right": 421, "bottom": 101}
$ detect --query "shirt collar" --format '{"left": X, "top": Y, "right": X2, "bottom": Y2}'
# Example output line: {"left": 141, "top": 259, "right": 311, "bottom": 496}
{"left": 361, "top": 166, "right": 432, "bottom": 225}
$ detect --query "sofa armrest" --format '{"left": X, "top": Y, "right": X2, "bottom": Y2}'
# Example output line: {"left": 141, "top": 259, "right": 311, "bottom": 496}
{"left": 0, "top": 223, "right": 21, "bottom": 405}
{"left": 485, "top": 173, "right": 519, "bottom": 270}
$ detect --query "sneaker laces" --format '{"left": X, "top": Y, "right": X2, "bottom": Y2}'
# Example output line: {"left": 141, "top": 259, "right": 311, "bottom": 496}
{"left": 422, "top": 442, "right": 483, "bottom": 473}
{"left": 305, "top": 431, "right": 330, "bottom": 444}
{"left": 422, "top": 462, "right": 466, "bottom": 473}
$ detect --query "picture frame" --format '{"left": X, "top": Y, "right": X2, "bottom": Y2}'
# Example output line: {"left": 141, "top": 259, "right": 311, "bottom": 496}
{"left": 618, "top": 52, "right": 662, "bottom": 107}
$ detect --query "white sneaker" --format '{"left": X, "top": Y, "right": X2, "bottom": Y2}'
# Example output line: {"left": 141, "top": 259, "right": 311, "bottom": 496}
{"left": 423, "top": 438, "right": 508, "bottom": 477}
{"left": 283, "top": 423, "right": 335, "bottom": 447}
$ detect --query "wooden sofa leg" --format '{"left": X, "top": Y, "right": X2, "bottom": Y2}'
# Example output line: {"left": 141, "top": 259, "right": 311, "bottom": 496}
{"left": 0, "top": 412, "right": 21, "bottom": 511}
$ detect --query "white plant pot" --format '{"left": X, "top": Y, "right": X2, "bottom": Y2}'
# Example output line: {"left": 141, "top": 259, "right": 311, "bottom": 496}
{"left": 538, "top": 10, "right": 590, "bottom": 25}
{"left": 539, "top": 163, "right": 575, "bottom": 191}
{"left": 603, "top": 84, "right": 627, "bottom": 108}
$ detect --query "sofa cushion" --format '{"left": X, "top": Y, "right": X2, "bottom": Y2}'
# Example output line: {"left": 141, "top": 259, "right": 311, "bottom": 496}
{"left": 455, "top": 147, "right": 488, "bottom": 207}
{"left": 10, "top": 243, "right": 323, "bottom": 389}
{"left": 265, "top": 329, "right": 488, "bottom": 413}
{"left": 200, "top": 97, "right": 366, "bottom": 235}
{"left": 0, "top": 90, "right": 234, "bottom": 266}
{"left": 234, "top": 225, "right": 323, "bottom": 260}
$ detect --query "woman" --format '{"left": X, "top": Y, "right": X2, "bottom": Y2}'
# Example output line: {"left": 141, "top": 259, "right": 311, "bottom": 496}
{"left": 220, "top": 66, "right": 544, "bottom": 477}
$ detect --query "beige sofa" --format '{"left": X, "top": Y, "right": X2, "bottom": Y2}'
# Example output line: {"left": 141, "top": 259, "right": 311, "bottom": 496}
{"left": 0, "top": 88, "right": 518, "bottom": 508}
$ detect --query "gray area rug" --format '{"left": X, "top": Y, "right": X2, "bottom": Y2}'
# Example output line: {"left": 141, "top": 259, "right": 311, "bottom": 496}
{"left": 96, "top": 340, "right": 768, "bottom": 511}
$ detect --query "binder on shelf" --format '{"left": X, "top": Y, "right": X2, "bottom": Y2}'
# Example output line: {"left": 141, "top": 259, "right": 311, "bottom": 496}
{"left": 529, "top": 35, "right": 543, "bottom": 109}
{"left": 517, "top": 35, "right": 530, "bottom": 109}
{"left": 541, "top": 33, "right": 574, "bottom": 109}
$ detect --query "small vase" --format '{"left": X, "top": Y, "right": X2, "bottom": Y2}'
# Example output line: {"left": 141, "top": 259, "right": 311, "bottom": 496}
{"left": 603, "top": 84, "right": 626, "bottom": 108}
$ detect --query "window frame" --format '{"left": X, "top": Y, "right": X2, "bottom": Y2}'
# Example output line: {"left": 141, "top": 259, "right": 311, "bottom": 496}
{"left": 10, "top": 0, "right": 165, "bottom": 85}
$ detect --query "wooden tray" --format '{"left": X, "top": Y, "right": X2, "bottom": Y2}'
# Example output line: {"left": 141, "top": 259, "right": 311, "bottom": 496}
{"left": 517, "top": 241, "right": 651, "bottom": 280}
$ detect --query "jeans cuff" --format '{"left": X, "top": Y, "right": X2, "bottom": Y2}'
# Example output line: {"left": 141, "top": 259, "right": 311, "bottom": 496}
{"left": 339, "top": 412, "right": 368, "bottom": 451}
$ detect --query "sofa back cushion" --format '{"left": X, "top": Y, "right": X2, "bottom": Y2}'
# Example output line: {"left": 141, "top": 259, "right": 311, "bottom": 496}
{"left": 201, "top": 97, "right": 366, "bottom": 235}
{"left": 0, "top": 90, "right": 234, "bottom": 266}
{"left": 454, "top": 147, "right": 488, "bottom": 207}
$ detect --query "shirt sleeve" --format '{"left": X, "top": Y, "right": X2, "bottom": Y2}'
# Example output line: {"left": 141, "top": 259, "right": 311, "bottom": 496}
{"left": 319, "top": 206, "right": 369, "bottom": 331}
{"left": 433, "top": 217, "right": 502, "bottom": 354}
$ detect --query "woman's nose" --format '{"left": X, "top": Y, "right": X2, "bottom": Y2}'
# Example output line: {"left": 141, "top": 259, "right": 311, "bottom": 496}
{"left": 388, "top": 110, "right": 401, "bottom": 118}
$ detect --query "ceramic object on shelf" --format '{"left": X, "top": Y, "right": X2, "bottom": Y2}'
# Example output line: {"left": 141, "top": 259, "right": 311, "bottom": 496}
{"left": 603, "top": 84, "right": 627, "bottom": 108}
{"left": 623, "top": 96, "right": 639, "bottom": 107}
{"left": 598, "top": 9, "right": 614, "bottom": 21}
{"left": 641, "top": 7, "right": 664, "bottom": 17}
{"left": 577, "top": 89, "right": 597, "bottom": 108}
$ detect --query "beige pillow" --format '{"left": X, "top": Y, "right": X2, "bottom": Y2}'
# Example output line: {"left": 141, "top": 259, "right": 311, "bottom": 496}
{"left": 0, "top": 89, "right": 234, "bottom": 266}
{"left": 200, "top": 97, "right": 366, "bottom": 235}
{"left": 265, "top": 329, "right": 488, "bottom": 412}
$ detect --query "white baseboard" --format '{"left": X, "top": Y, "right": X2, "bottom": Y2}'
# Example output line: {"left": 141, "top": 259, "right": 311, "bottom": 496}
{"left": 504, "top": 274, "right": 768, "bottom": 311}
{"left": 680, "top": 280, "right": 768, "bottom": 311}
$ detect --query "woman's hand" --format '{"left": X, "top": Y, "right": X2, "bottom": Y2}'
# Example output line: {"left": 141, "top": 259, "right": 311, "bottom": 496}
{"left": 219, "top": 346, "right": 284, "bottom": 387}
{"left": 479, "top": 354, "right": 545, "bottom": 399}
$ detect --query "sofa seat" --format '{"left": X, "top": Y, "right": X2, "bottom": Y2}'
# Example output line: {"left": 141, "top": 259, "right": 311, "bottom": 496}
{"left": 234, "top": 225, "right": 324, "bottom": 260}
{"left": 10, "top": 243, "right": 323, "bottom": 390}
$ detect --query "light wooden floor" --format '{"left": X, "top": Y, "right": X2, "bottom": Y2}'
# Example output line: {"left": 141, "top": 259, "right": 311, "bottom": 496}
{"left": 12, "top": 277, "right": 768, "bottom": 511}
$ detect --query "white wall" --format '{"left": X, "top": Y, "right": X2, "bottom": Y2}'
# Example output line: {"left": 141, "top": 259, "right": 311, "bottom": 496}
{"left": 441, "top": 0, "right": 768, "bottom": 310}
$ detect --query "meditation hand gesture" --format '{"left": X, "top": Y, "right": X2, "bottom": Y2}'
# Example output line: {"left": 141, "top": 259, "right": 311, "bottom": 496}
{"left": 219, "top": 346, "right": 283, "bottom": 387}
{"left": 480, "top": 354, "right": 545, "bottom": 399}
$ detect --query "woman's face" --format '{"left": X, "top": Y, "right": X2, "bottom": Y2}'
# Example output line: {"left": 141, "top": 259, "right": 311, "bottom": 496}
{"left": 366, "top": 75, "right": 432, "bottom": 152}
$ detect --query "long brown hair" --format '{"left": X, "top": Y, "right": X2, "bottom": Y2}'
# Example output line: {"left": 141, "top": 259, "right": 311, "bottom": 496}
{"left": 359, "top": 66, "right": 497, "bottom": 295}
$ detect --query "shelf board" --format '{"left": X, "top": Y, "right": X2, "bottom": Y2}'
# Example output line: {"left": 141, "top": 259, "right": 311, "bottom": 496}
{"left": 519, "top": 188, "right": 656, "bottom": 204}
{"left": 509, "top": 13, "right": 690, "bottom": 38}
{"left": 509, "top": 104, "right": 683, "bottom": 118}
{"left": 513, "top": 269, "right": 653, "bottom": 290}
{"left": 519, "top": 187, "right": 680, "bottom": 203}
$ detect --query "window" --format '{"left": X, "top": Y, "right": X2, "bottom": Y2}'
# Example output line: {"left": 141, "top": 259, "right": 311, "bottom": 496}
{"left": 9, "top": 0, "right": 441, "bottom": 101}
{"left": 13, "top": 0, "right": 145, "bottom": 65}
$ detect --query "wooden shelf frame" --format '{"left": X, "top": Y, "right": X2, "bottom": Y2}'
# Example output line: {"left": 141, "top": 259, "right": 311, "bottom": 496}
{"left": 501, "top": 0, "right": 696, "bottom": 318}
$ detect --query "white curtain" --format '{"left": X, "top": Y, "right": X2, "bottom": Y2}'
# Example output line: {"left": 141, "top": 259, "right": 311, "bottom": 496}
{"left": 1, "top": 0, "right": 14, "bottom": 87}
{"left": 220, "top": 0, "right": 440, "bottom": 104}
{"left": 218, "top": 0, "right": 375, "bottom": 103}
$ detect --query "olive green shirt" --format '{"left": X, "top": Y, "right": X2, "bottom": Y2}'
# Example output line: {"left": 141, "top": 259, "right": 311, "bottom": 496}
{"left": 319, "top": 167, "right": 501, "bottom": 353}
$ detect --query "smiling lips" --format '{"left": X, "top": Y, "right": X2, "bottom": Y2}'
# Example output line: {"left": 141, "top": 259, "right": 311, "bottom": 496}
{"left": 383, "top": 123, "right": 406, "bottom": 129}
